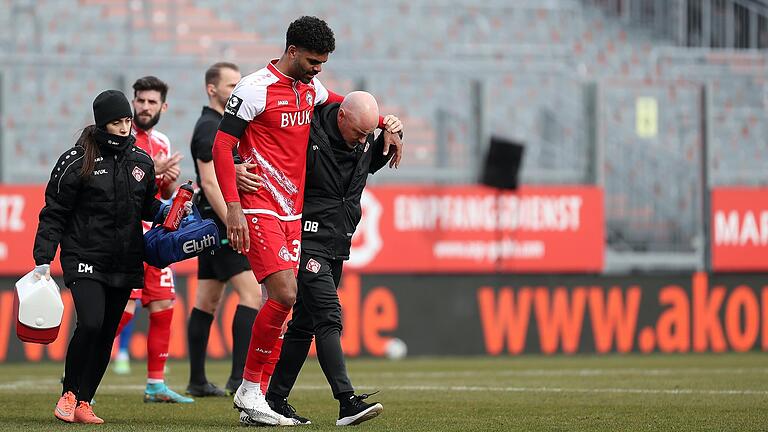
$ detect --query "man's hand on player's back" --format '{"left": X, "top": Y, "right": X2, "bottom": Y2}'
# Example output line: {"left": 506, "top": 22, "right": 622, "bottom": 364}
{"left": 235, "top": 163, "right": 263, "bottom": 193}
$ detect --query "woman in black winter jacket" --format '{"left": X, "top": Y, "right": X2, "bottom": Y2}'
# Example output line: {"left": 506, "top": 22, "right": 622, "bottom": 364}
{"left": 32, "top": 90, "right": 168, "bottom": 424}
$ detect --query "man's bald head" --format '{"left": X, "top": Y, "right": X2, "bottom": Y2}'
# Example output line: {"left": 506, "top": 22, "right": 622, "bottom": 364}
{"left": 337, "top": 91, "right": 379, "bottom": 147}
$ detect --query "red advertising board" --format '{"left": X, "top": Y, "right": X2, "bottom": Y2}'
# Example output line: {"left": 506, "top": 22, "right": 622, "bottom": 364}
{"left": 0, "top": 185, "right": 196, "bottom": 276}
{"left": 0, "top": 184, "right": 603, "bottom": 275}
{"left": 712, "top": 187, "right": 768, "bottom": 272}
{"left": 0, "top": 186, "right": 63, "bottom": 275}
{"left": 347, "top": 185, "right": 604, "bottom": 273}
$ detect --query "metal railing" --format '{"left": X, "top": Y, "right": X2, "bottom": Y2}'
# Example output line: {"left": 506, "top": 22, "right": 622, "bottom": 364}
{"left": 586, "top": 0, "right": 768, "bottom": 48}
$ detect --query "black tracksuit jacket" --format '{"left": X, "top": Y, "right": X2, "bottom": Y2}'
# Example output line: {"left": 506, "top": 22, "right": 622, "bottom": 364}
{"left": 301, "top": 103, "right": 392, "bottom": 260}
{"left": 33, "top": 137, "right": 163, "bottom": 288}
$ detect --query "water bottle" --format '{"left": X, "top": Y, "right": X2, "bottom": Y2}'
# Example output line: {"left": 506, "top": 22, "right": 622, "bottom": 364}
{"left": 162, "top": 180, "right": 194, "bottom": 231}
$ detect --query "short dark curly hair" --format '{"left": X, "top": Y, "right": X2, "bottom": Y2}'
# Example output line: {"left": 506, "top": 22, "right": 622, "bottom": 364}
{"left": 285, "top": 16, "right": 335, "bottom": 54}
{"left": 133, "top": 76, "right": 169, "bottom": 102}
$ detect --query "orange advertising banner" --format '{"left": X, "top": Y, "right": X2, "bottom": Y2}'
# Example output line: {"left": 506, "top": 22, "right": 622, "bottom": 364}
{"left": 347, "top": 185, "right": 604, "bottom": 273}
{"left": 711, "top": 187, "right": 768, "bottom": 272}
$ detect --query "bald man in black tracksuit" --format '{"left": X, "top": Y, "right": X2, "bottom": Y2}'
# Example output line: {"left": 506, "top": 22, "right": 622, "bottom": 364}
{"left": 263, "top": 93, "right": 403, "bottom": 426}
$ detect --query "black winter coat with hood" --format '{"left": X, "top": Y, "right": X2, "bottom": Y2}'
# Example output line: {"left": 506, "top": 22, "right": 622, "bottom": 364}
{"left": 301, "top": 103, "right": 392, "bottom": 261}
{"left": 34, "top": 133, "right": 163, "bottom": 288}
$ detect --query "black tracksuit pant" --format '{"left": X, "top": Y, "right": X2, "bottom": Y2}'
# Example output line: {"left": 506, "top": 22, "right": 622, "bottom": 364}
{"left": 62, "top": 279, "right": 132, "bottom": 403}
{"left": 267, "top": 254, "right": 354, "bottom": 399}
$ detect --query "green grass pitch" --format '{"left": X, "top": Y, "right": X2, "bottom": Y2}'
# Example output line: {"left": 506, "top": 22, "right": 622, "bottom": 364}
{"left": 0, "top": 354, "right": 765, "bottom": 431}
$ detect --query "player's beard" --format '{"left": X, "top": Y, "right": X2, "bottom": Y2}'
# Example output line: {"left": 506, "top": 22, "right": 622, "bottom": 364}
{"left": 299, "top": 70, "right": 316, "bottom": 84}
{"left": 133, "top": 111, "right": 161, "bottom": 131}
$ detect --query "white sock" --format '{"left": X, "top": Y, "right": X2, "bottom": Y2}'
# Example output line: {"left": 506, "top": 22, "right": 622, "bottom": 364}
{"left": 116, "top": 350, "right": 129, "bottom": 361}
{"left": 240, "top": 379, "right": 261, "bottom": 393}
{"left": 147, "top": 378, "right": 164, "bottom": 385}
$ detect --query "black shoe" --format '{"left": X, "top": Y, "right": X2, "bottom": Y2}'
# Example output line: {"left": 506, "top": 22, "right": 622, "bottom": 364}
{"left": 224, "top": 376, "right": 242, "bottom": 396}
{"left": 185, "top": 381, "right": 226, "bottom": 397}
{"left": 266, "top": 396, "right": 312, "bottom": 425}
{"left": 336, "top": 392, "right": 383, "bottom": 426}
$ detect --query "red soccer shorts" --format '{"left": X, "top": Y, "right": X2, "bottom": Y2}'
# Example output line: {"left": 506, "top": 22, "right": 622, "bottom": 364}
{"left": 130, "top": 265, "right": 176, "bottom": 307}
{"left": 243, "top": 213, "right": 301, "bottom": 282}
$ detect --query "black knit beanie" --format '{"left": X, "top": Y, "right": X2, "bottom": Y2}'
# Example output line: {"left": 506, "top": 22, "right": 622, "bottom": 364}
{"left": 92, "top": 90, "right": 132, "bottom": 128}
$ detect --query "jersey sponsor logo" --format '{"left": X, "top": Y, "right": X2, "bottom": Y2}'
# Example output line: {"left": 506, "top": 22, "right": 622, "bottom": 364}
{"left": 182, "top": 233, "right": 217, "bottom": 254}
{"left": 306, "top": 258, "right": 321, "bottom": 273}
{"left": 78, "top": 263, "right": 93, "bottom": 273}
{"left": 280, "top": 109, "right": 312, "bottom": 128}
{"left": 306, "top": 92, "right": 313, "bottom": 106}
{"left": 277, "top": 100, "right": 289, "bottom": 106}
{"left": 278, "top": 245, "right": 291, "bottom": 262}
{"left": 93, "top": 169, "right": 108, "bottom": 176}
{"left": 225, "top": 95, "right": 242, "bottom": 116}
{"left": 132, "top": 166, "right": 145, "bottom": 182}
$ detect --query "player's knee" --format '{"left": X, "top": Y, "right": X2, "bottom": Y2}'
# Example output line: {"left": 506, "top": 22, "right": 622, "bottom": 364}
{"left": 195, "top": 292, "right": 222, "bottom": 314}
{"left": 148, "top": 299, "right": 174, "bottom": 313}
{"left": 124, "top": 300, "right": 136, "bottom": 314}
{"left": 234, "top": 287, "right": 262, "bottom": 309}
{"left": 271, "top": 290, "right": 296, "bottom": 307}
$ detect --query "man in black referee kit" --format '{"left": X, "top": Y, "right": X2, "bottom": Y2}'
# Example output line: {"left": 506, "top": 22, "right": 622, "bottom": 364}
{"left": 257, "top": 91, "right": 403, "bottom": 425}
{"left": 186, "top": 62, "right": 265, "bottom": 397}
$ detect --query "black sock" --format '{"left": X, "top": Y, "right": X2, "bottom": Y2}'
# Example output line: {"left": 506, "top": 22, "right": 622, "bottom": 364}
{"left": 230, "top": 305, "right": 258, "bottom": 381}
{"left": 336, "top": 391, "right": 354, "bottom": 403}
{"left": 187, "top": 307, "right": 214, "bottom": 385}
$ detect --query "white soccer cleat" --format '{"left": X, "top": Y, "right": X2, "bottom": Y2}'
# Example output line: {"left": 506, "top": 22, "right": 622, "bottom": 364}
{"left": 233, "top": 386, "right": 297, "bottom": 426}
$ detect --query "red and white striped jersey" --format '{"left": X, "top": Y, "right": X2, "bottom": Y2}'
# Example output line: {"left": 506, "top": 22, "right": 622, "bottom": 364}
{"left": 223, "top": 60, "right": 329, "bottom": 220}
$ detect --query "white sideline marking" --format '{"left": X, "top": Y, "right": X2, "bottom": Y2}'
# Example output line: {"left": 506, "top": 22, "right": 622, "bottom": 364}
{"left": 2, "top": 367, "right": 767, "bottom": 398}
{"left": 343, "top": 385, "right": 768, "bottom": 396}
{"left": 355, "top": 367, "right": 768, "bottom": 378}
{"left": 4, "top": 381, "right": 764, "bottom": 397}
{"left": 1, "top": 381, "right": 765, "bottom": 396}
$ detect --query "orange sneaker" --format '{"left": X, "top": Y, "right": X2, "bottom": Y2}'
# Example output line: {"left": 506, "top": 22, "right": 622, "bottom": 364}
{"left": 54, "top": 391, "right": 77, "bottom": 422}
{"left": 74, "top": 401, "right": 104, "bottom": 424}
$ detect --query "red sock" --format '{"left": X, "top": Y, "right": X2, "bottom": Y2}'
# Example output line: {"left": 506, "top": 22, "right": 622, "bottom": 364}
{"left": 147, "top": 308, "right": 173, "bottom": 380}
{"left": 243, "top": 299, "right": 291, "bottom": 385}
{"left": 261, "top": 336, "right": 284, "bottom": 393}
{"left": 115, "top": 311, "right": 134, "bottom": 338}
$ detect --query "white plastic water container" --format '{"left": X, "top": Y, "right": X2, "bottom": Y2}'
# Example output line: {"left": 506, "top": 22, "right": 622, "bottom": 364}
{"left": 13, "top": 270, "right": 64, "bottom": 344}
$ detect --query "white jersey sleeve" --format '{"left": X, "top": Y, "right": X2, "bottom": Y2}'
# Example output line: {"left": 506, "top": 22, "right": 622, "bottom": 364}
{"left": 152, "top": 130, "right": 172, "bottom": 155}
{"left": 224, "top": 70, "right": 272, "bottom": 121}
{"left": 312, "top": 77, "right": 329, "bottom": 106}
